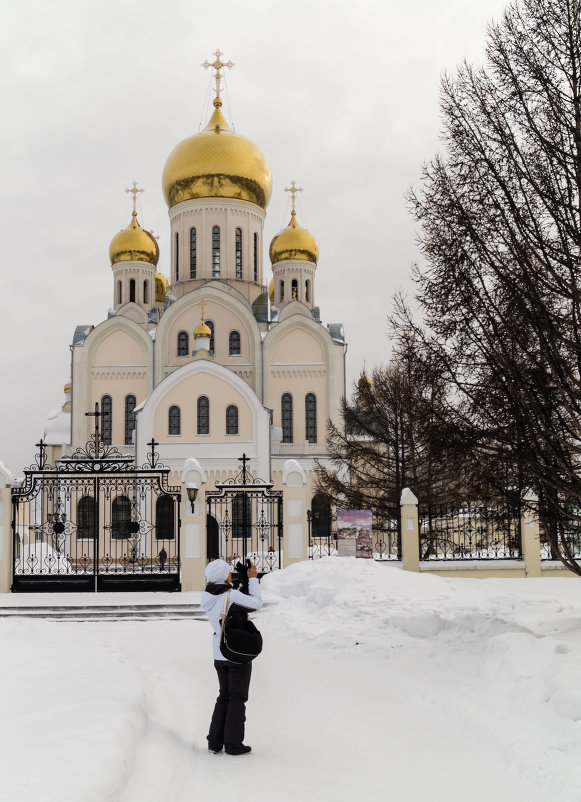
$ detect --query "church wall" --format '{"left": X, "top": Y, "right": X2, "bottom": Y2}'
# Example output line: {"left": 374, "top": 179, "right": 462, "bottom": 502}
{"left": 90, "top": 373, "right": 150, "bottom": 445}
{"left": 92, "top": 329, "right": 149, "bottom": 366}
{"left": 267, "top": 372, "right": 327, "bottom": 444}
{"left": 152, "top": 372, "right": 253, "bottom": 444}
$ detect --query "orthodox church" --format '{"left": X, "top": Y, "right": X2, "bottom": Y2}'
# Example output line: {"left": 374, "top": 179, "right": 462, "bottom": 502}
{"left": 41, "top": 52, "right": 346, "bottom": 591}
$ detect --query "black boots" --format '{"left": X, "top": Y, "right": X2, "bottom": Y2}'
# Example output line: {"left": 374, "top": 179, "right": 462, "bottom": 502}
{"left": 225, "top": 744, "right": 252, "bottom": 755}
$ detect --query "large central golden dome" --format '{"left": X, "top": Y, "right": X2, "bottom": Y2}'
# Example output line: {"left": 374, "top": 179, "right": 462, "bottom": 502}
{"left": 162, "top": 98, "right": 272, "bottom": 210}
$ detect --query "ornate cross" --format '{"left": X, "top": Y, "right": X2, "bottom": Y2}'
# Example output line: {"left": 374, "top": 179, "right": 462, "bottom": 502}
{"left": 239, "top": 452, "right": 250, "bottom": 484}
{"left": 202, "top": 49, "right": 234, "bottom": 99}
{"left": 85, "top": 402, "right": 101, "bottom": 443}
{"left": 125, "top": 181, "right": 144, "bottom": 213}
{"left": 147, "top": 437, "right": 159, "bottom": 468}
{"left": 284, "top": 180, "right": 303, "bottom": 212}
{"left": 199, "top": 298, "right": 207, "bottom": 321}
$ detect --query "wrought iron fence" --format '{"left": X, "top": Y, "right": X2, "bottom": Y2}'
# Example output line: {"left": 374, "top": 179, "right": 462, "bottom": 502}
{"left": 539, "top": 518, "right": 581, "bottom": 560}
{"left": 307, "top": 509, "right": 401, "bottom": 561}
{"left": 419, "top": 501, "right": 521, "bottom": 560}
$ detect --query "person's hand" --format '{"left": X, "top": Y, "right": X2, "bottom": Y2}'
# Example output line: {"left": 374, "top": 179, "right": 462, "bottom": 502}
{"left": 248, "top": 563, "right": 258, "bottom": 578}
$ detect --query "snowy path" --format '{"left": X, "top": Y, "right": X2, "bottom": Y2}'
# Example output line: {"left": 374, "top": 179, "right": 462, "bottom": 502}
{"left": 2, "top": 560, "right": 581, "bottom": 802}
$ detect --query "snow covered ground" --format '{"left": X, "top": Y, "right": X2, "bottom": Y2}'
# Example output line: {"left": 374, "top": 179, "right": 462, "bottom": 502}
{"left": 1, "top": 558, "right": 580, "bottom": 802}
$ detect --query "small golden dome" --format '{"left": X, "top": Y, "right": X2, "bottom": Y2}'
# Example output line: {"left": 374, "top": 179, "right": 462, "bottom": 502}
{"left": 155, "top": 272, "right": 168, "bottom": 302}
{"left": 64, "top": 383, "right": 71, "bottom": 393}
{"left": 162, "top": 98, "right": 272, "bottom": 210}
{"left": 268, "top": 278, "right": 274, "bottom": 303}
{"left": 269, "top": 210, "right": 319, "bottom": 265}
{"left": 194, "top": 319, "right": 212, "bottom": 338}
{"left": 109, "top": 212, "right": 159, "bottom": 266}
{"left": 358, "top": 370, "right": 372, "bottom": 392}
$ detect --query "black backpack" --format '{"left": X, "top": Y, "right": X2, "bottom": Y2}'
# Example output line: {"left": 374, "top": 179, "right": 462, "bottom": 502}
{"left": 219, "top": 590, "right": 263, "bottom": 665}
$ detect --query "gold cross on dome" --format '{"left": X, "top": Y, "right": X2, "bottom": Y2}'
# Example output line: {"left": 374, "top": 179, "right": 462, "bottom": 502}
{"left": 125, "top": 181, "right": 144, "bottom": 213}
{"left": 284, "top": 180, "right": 303, "bottom": 212}
{"left": 202, "top": 49, "right": 234, "bottom": 100}
{"left": 199, "top": 298, "right": 207, "bottom": 321}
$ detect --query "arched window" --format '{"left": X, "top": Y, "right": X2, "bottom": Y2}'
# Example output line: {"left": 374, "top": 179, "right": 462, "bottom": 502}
{"left": 226, "top": 405, "right": 239, "bottom": 435}
{"left": 175, "top": 232, "right": 179, "bottom": 281}
{"left": 280, "top": 280, "right": 284, "bottom": 304}
{"left": 112, "top": 495, "right": 131, "bottom": 539}
{"left": 77, "top": 496, "right": 96, "bottom": 540}
{"left": 281, "top": 393, "right": 293, "bottom": 443}
{"left": 101, "top": 395, "right": 112, "bottom": 445}
{"left": 305, "top": 280, "right": 310, "bottom": 304}
{"left": 177, "top": 330, "right": 189, "bottom": 356}
{"left": 212, "top": 226, "right": 220, "bottom": 277}
{"left": 305, "top": 393, "right": 317, "bottom": 443}
{"left": 130, "top": 279, "right": 136, "bottom": 303}
{"left": 197, "top": 395, "right": 210, "bottom": 435}
{"left": 125, "top": 395, "right": 136, "bottom": 445}
{"left": 168, "top": 405, "right": 181, "bottom": 435}
{"left": 291, "top": 279, "right": 298, "bottom": 300}
{"left": 311, "top": 494, "right": 332, "bottom": 539}
{"left": 118, "top": 280, "right": 122, "bottom": 305}
{"left": 232, "top": 493, "right": 251, "bottom": 539}
{"left": 253, "top": 232, "right": 258, "bottom": 282}
{"left": 235, "top": 228, "right": 243, "bottom": 279}
{"left": 229, "top": 330, "right": 241, "bottom": 356}
{"left": 156, "top": 496, "right": 175, "bottom": 540}
{"left": 206, "top": 320, "right": 215, "bottom": 354}
{"left": 143, "top": 280, "right": 149, "bottom": 305}
{"left": 190, "top": 227, "right": 197, "bottom": 279}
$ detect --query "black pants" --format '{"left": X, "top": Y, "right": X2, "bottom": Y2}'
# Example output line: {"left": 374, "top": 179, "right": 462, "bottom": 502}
{"left": 208, "top": 659, "right": 252, "bottom": 749}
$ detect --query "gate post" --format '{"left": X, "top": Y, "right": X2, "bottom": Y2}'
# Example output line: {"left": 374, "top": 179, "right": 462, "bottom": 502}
{"left": 181, "top": 460, "right": 206, "bottom": 591}
{"left": 0, "top": 461, "right": 14, "bottom": 593}
{"left": 401, "top": 487, "right": 420, "bottom": 572}
{"left": 282, "top": 460, "right": 307, "bottom": 566}
{"left": 521, "top": 491, "right": 541, "bottom": 577}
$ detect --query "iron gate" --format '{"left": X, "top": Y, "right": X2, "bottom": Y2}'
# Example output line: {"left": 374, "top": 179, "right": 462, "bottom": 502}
{"left": 205, "top": 455, "right": 283, "bottom": 573}
{"left": 12, "top": 434, "right": 181, "bottom": 593}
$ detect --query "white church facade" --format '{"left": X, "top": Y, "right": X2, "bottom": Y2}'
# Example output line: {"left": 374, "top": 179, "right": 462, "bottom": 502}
{"left": 12, "top": 53, "right": 347, "bottom": 592}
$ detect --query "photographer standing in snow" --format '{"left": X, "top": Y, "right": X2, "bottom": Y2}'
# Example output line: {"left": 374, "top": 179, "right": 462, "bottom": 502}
{"left": 201, "top": 559, "right": 262, "bottom": 755}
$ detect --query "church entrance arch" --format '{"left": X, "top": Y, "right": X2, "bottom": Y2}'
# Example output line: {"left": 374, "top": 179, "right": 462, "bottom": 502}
{"left": 11, "top": 426, "right": 181, "bottom": 593}
{"left": 205, "top": 454, "right": 283, "bottom": 574}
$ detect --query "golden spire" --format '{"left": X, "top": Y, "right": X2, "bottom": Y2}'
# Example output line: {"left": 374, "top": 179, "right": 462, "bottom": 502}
{"left": 125, "top": 181, "right": 144, "bottom": 216}
{"left": 284, "top": 180, "right": 303, "bottom": 223}
{"left": 202, "top": 49, "right": 234, "bottom": 105}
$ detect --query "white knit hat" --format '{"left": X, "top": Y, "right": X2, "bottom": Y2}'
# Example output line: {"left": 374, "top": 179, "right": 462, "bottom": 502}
{"left": 205, "top": 559, "right": 231, "bottom": 584}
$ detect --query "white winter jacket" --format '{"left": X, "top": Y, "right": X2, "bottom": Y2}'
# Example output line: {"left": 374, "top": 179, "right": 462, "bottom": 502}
{"left": 200, "top": 578, "right": 263, "bottom": 661}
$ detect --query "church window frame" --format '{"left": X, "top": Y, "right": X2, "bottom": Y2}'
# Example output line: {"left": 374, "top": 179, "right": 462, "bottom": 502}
{"left": 281, "top": 393, "right": 293, "bottom": 443}
{"left": 291, "top": 279, "right": 298, "bottom": 301}
{"left": 305, "top": 393, "right": 317, "bottom": 443}
{"left": 125, "top": 394, "right": 136, "bottom": 445}
{"left": 280, "top": 280, "right": 284, "bottom": 304}
{"left": 190, "top": 227, "right": 197, "bottom": 278}
{"left": 143, "top": 280, "right": 149, "bottom": 305}
{"left": 212, "top": 226, "right": 220, "bottom": 277}
{"left": 112, "top": 495, "right": 131, "bottom": 539}
{"left": 305, "top": 279, "right": 310, "bottom": 304}
{"left": 197, "top": 395, "right": 210, "bottom": 435}
{"left": 118, "top": 280, "right": 122, "bottom": 305}
{"left": 130, "top": 279, "right": 136, "bottom": 303}
{"left": 226, "top": 404, "right": 239, "bottom": 435}
{"left": 175, "top": 232, "right": 179, "bottom": 281}
{"left": 253, "top": 232, "right": 258, "bottom": 282}
{"left": 235, "top": 228, "right": 243, "bottom": 279}
{"left": 76, "top": 496, "right": 96, "bottom": 540}
{"left": 177, "top": 330, "right": 189, "bottom": 357}
{"left": 156, "top": 495, "right": 175, "bottom": 541}
{"left": 206, "top": 320, "right": 215, "bottom": 354}
{"left": 229, "top": 330, "right": 241, "bottom": 356}
{"left": 101, "top": 395, "right": 112, "bottom": 445}
{"left": 168, "top": 405, "right": 181, "bottom": 436}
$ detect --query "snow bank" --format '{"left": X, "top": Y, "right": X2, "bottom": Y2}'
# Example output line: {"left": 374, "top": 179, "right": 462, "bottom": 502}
{"left": 261, "top": 558, "right": 581, "bottom": 797}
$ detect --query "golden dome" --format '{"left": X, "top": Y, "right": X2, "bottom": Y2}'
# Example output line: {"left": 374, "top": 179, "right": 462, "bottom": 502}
{"left": 358, "top": 370, "right": 372, "bottom": 392}
{"left": 194, "top": 319, "right": 212, "bottom": 338}
{"left": 269, "top": 210, "right": 319, "bottom": 265}
{"left": 64, "top": 383, "right": 71, "bottom": 393}
{"left": 155, "top": 272, "right": 168, "bottom": 302}
{"left": 162, "top": 98, "right": 272, "bottom": 210}
{"left": 268, "top": 278, "right": 274, "bottom": 303}
{"left": 109, "top": 212, "right": 159, "bottom": 266}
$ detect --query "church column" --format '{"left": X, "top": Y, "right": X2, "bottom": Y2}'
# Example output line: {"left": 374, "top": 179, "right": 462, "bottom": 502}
{"left": 0, "top": 462, "right": 14, "bottom": 593}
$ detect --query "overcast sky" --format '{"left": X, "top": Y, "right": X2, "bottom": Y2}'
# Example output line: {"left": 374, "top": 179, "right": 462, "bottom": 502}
{"left": 0, "top": 0, "right": 509, "bottom": 475}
